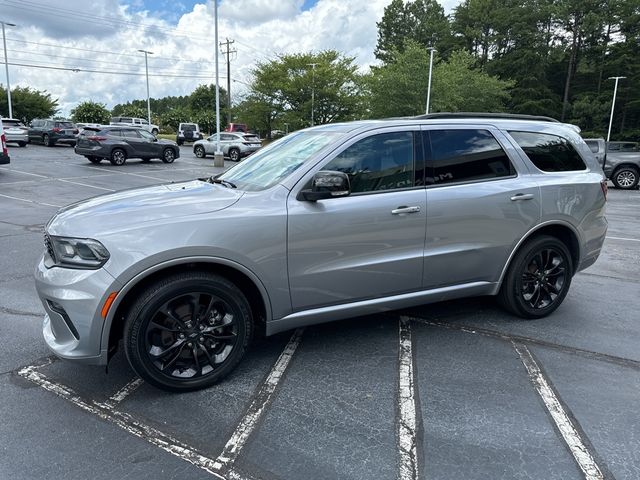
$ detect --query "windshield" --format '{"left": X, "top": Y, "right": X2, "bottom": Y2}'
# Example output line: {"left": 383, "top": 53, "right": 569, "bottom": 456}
{"left": 217, "top": 130, "right": 340, "bottom": 191}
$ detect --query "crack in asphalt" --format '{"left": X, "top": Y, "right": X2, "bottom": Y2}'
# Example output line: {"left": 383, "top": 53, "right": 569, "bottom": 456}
{"left": 0, "top": 306, "right": 43, "bottom": 318}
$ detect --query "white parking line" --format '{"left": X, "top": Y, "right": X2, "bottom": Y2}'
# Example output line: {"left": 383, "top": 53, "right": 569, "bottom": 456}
{"left": 398, "top": 317, "right": 419, "bottom": 480}
{"left": 58, "top": 178, "right": 116, "bottom": 192}
{"left": 98, "top": 377, "right": 144, "bottom": 410}
{"left": 213, "top": 328, "right": 304, "bottom": 470}
{"left": 0, "top": 193, "right": 61, "bottom": 208}
{"left": 512, "top": 342, "right": 604, "bottom": 480}
{"left": 0, "top": 167, "right": 48, "bottom": 178}
{"left": 606, "top": 236, "right": 640, "bottom": 242}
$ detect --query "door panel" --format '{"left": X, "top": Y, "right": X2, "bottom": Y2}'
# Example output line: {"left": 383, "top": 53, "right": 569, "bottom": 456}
{"left": 423, "top": 127, "right": 540, "bottom": 289}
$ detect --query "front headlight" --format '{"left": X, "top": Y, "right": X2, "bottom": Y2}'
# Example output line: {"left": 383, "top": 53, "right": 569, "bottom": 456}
{"left": 46, "top": 234, "right": 110, "bottom": 269}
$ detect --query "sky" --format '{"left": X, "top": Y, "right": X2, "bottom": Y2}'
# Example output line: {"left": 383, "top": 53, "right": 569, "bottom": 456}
{"left": 0, "top": 0, "right": 463, "bottom": 116}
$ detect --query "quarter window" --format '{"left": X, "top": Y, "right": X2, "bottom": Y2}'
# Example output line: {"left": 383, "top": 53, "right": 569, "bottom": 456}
{"left": 509, "top": 131, "right": 586, "bottom": 172}
{"left": 427, "top": 129, "right": 515, "bottom": 185}
{"left": 323, "top": 132, "right": 415, "bottom": 193}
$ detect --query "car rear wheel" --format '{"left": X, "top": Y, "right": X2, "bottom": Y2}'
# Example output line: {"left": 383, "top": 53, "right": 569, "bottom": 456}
{"left": 110, "top": 149, "right": 127, "bottom": 166}
{"left": 152, "top": 128, "right": 159, "bottom": 135}
{"left": 43, "top": 134, "right": 53, "bottom": 147}
{"left": 194, "top": 145, "right": 206, "bottom": 158}
{"left": 229, "top": 148, "right": 240, "bottom": 162}
{"left": 498, "top": 235, "right": 572, "bottom": 319}
{"left": 18, "top": 142, "right": 27, "bottom": 148}
{"left": 124, "top": 272, "right": 253, "bottom": 392}
{"left": 612, "top": 166, "right": 639, "bottom": 190}
{"left": 162, "top": 148, "right": 176, "bottom": 163}
{"left": 86, "top": 156, "right": 102, "bottom": 164}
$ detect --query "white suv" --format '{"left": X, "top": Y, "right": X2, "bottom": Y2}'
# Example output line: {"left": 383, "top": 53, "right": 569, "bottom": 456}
{"left": 110, "top": 117, "right": 159, "bottom": 135}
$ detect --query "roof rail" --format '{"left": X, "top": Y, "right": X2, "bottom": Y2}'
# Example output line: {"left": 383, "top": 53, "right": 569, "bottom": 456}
{"left": 414, "top": 112, "right": 560, "bottom": 123}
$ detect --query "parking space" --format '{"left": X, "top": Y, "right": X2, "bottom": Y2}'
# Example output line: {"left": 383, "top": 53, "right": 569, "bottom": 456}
{"left": 1, "top": 144, "right": 639, "bottom": 479}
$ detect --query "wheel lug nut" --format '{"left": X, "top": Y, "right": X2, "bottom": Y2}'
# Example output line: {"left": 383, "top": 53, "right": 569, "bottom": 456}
{"left": 178, "top": 333, "right": 185, "bottom": 339}
{"left": 187, "top": 342, "right": 193, "bottom": 347}
{"left": 199, "top": 337, "right": 204, "bottom": 342}
{"left": 199, "top": 325, "right": 204, "bottom": 330}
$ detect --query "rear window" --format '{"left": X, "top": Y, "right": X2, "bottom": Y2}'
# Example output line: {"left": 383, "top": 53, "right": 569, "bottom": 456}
{"left": 3, "top": 119, "right": 23, "bottom": 127}
{"left": 55, "top": 122, "right": 74, "bottom": 128}
{"left": 181, "top": 124, "right": 196, "bottom": 131}
{"left": 510, "top": 131, "right": 586, "bottom": 172}
{"left": 243, "top": 135, "right": 260, "bottom": 142}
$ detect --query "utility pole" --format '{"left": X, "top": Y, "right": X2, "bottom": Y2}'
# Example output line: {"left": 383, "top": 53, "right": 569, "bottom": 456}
{"left": 606, "top": 76, "right": 626, "bottom": 142}
{"left": 307, "top": 63, "right": 318, "bottom": 126}
{"left": 1, "top": 20, "right": 16, "bottom": 119}
{"left": 220, "top": 38, "right": 236, "bottom": 123}
{"left": 425, "top": 47, "right": 436, "bottom": 115}
{"left": 213, "top": 0, "right": 223, "bottom": 167}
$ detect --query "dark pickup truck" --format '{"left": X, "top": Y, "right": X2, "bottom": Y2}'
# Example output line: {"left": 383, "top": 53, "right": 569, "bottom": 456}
{"left": 584, "top": 138, "right": 639, "bottom": 190}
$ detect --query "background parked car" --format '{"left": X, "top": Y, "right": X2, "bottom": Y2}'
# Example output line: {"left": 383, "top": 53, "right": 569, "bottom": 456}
{"left": 75, "top": 126, "right": 180, "bottom": 166}
{"left": 28, "top": 119, "right": 78, "bottom": 147}
{"left": 585, "top": 138, "right": 640, "bottom": 189}
{"left": 176, "top": 123, "right": 203, "bottom": 145}
{"left": 110, "top": 117, "right": 159, "bottom": 135}
{"left": 607, "top": 141, "right": 639, "bottom": 152}
{"left": 193, "top": 132, "right": 262, "bottom": 161}
{"left": 584, "top": 138, "right": 606, "bottom": 168}
{"left": 0, "top": 120, "right": 10, "bottom": 164}
{"left": 224, "top": 123, "right": 248, "bottom": 133}
{"left": 1, "top": 118, "right": 29, "bottom": 147}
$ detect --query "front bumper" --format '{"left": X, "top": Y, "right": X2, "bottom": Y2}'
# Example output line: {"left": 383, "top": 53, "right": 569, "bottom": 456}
{"left": 35, "top": 255, "right": 122, "bottom": 365}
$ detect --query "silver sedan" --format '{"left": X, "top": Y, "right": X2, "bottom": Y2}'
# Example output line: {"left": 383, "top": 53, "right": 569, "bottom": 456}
{"left": 193, "top": 132, "right": 262, "bottom": 161}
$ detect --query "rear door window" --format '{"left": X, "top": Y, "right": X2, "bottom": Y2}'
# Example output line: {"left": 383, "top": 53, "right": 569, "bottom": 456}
{"left": 425, "top": 129, "right": 515, "bottom": 185}
{"left": 509, "top": 131, "right": 586, "bottom": 172}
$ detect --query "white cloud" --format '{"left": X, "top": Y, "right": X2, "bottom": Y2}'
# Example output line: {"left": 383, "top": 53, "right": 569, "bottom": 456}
{"left": 1, "top": 0, "right": 462, "bottom": 117}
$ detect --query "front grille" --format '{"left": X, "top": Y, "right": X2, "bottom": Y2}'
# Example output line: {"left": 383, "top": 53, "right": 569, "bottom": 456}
{"left": 44, "top": 233, "right": 56, "bottom": 262}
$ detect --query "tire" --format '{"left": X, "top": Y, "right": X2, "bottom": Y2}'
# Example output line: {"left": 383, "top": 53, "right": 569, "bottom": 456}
{"left": 228, "top": 148, "right": 240, "bottom": 162}
{"left": 194, "top": 145, "right": 206, "bottom": 158}
{"left": 86, "top": 156, "right": 102, "bottom": 164}
{"left": 177, "top": 140, "right": 183, "bottom": 146}
{"left": 110, "top": 148, "right": 127, "bottom": 166}
{"left": 18, "top": 142, "right": 26, "bottom": 148}
{"left": 124, "top": 272, "right": 253, "bottom": 392}
{"left": 43, "top": 134, "right": 53, "bottom": 147}
{"left": 152, "top": 128, "right": 159, "bottom": 136}
{"left": 498, "top": 235, "right": 573, "bottom": 319}
{"left": 612, "top": 166, "right": 639, "bottom": 190}
{"left": 162, "top": 148, "right": 176, "bottom": 163}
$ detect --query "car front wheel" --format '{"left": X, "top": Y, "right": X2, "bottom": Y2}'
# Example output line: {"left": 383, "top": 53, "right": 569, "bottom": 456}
{"left": 162, "top": 148, "right": 176, "bottom": 163}
{"left": 194, "top": 145, "right": 206, "bottom": 158}
{"left": 612, "top": 166, "right": 639, "bottom": 190}
{"left": 498, "top": 235, "right": 572, "bottom": 319}
{"left": 124, "top": 272, "right": 253, "bottom": 392}
{"left": 110, "top": 149, "right": 127, "bottom": 166}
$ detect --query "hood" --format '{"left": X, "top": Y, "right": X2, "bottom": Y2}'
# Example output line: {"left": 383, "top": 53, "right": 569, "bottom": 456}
{"left": 48, "top": 180, "right": 243, "bottom": 237}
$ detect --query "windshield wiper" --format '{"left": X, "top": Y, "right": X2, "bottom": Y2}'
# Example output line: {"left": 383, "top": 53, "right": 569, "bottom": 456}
{"left": 211, "top": 177, "right": 237, "bottom": 189}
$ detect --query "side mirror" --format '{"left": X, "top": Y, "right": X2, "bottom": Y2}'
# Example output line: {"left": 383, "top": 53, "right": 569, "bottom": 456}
{"left": 299, "top": 171, "right": 351, "bottom": 202}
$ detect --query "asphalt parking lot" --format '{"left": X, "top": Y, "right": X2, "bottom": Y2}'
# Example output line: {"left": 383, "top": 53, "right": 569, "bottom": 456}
{"left": 1, "top": 143, "right": 639, "bottom": 480}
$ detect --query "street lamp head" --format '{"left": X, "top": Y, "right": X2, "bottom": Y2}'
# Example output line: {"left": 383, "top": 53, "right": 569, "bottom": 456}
{"left": 138, "top": 49, "right": 154, "bottom": 55}
{"left": 0, "top": 21, "right": 17, "bottom": 27}
{"left": 607, "top": 76, "right": 626, "bottom": 80}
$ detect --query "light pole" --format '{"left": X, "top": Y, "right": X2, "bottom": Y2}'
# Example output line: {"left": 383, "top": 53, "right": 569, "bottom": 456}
{"left": 425, "top": 47, "right": 436, "bottom": 115}
{"left": 307, "top": 63, "right": 318, "bottom": 126}
{"left": 606, "top": 76, "right": 626, "bottom": 142}
{"left": 1, "top": 20, "right": 16, "bottom": 119}
{"left": 137, "top": 49, "right": 153, "bottom": 127}
{"left": 213, "top": 0, "right": 223, "bottom": 166}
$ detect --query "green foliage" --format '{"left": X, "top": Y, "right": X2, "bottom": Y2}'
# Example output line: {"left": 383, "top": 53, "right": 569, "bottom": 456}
{"left": 0, "top": 85, "right": 58, "bottom": 123}
{"left": 70, "top": 101, "right": 111, "bottom": 124}
{"left": 365, "top": 43, "right": 512, "bottom": 118}
{"left": 244, "top": 50, "right": 365, "bottom": 137}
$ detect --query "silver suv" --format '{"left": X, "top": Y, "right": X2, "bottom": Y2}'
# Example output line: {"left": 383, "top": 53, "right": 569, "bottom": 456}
{"left": 35, "top": 114, "right": 608, "bottom": 391}
{"left": 193, "top": 132, "right": 262, "bottom": 161}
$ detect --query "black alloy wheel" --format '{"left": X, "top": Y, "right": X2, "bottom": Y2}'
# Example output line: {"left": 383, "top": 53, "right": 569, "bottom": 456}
{"left": 194, "top": 145, "right": 206, "bottom": 158}
{"left": 110, "top": 148, "right": 127, "bottom": 166}
{"left": 162, "top": 148, "right": 176, "bottom": 163}
{"left": 499, "top": 235, "right": 572, "bottom": 319}
{"left": 612, "top": 167, "right": 639, "bottom": 190}
{"left": 124, "top": 272, "right": 252, "bottom": 391}
{"left": 229, "top": 148, "right": 240, "bottom": 162}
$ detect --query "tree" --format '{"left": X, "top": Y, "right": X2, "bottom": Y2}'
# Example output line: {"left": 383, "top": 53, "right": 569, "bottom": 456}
{"left": 365, "top": 42, "right": 512, "bottom": 118}
{"left": 111, "top": 103, "right": 147, "bottom": 119}
{"left": 246, "top": 51, "right": 364, "bottom": 135}
{"left": 375, "top": 0, "right": 456, "bottom": 63}
{"left": 70, "top": 101, "right": 111, "bottom": 124}
{"left": 0, "top": 85, "right": 58, "bottom": 123}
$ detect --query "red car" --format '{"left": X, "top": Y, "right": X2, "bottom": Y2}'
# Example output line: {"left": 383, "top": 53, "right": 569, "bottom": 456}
{"left": 224, "top": 123, "right": 248, "bottom": 133}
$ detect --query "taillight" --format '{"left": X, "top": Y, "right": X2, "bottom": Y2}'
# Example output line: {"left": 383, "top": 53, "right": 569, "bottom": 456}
{"left": 52, "top": 127, "right": 62, "bottom": 132}
{"left": 87, "top": 135, "right": 107, "bottom": 141}
{"left": 1, "top": 133, "right": 7, "bottom": 155}
{"left": 600, "top": 179, "right": 608, "bottom": 201}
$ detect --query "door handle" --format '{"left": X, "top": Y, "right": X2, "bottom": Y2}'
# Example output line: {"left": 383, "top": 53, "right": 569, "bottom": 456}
{"left": 510, "top": 193, "right": 534, "bottom": 201}
{"left": 391, "top": 206, "right": 421, "bottom": 215}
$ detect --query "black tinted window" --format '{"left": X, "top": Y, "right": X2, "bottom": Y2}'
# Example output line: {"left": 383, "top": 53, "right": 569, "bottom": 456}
{"left": 122, "top": 129, "right": 140, "bottom": 138}
{"left": 510, "top": 131, "right": 586, "bottom": 172}
{"left": 427, "top": 129, "right": 514, "bottom": 185}
{"left": 323, "top": 131, "right": 414, "bottom": 193}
